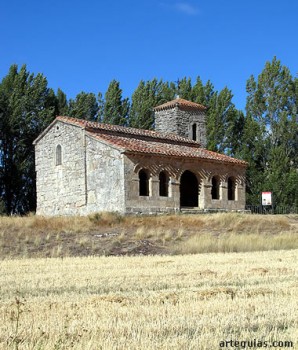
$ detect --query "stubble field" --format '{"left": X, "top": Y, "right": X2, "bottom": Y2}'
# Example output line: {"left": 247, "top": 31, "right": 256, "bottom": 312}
{"left": 1, "top": 249, "right": 297, "bottom": 349}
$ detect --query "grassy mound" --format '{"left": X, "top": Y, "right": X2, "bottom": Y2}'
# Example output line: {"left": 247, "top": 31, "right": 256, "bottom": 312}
{"left": 0, "top": 213, "right": 297, "bottom": 258}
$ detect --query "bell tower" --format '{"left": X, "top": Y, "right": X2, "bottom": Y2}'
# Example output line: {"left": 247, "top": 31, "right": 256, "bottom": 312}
{"left": 154, "top": 97, "right": 207, "bottom": 148}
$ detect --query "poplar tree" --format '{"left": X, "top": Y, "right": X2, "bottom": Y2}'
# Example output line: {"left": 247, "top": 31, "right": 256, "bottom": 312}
{"left": 205, "top": 87, "right": 237, "bottom": 153}
{"left": 245, "top": 57, "right": 297, "bottom": 206}
{"left": 238, "top": 114, "right": 265, "bottom": 205}
{"left": 102, "top": 80, "right": 129, "bottom": 125}
{"left": 0, "top": 65, "right": 56, "bottom": 213}
{"left": 191, "top": 78, "right": 243, "bottom": 155}
{"left": 192, "top": 77, "right": 213, "bottom": 105}
{"left": 129, "top": 80, "right": 153, "bottom": 129}
{"left": 69, "top": 92, "right": 99, "bottom": 121}
{"left": 129, "top": 79, "right": 174, "bottom": 129}
{"left": 176, "top": 77, "right": 192, "bottom": 100}
{"left": 56, "top": 88, "right": 69, "bottom": 116}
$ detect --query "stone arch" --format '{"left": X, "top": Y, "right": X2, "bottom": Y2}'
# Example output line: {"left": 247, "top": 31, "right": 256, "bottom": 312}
{"left": 211, "top": 175, "right": 220, "bottom": 200}
{"left": 180, "top": 170, "right": 200, "bottom": 207}
{"left": 133, "top": 159, "right": 179, "bottom": 179}
{"left": 159, "top": 170, "right": 169, "bottom": 197}
{"left": 134, "top": 162, "right": 158, "bottom": 177}
{"left": 139, "top": 169, "right": 150, "bottom": 196}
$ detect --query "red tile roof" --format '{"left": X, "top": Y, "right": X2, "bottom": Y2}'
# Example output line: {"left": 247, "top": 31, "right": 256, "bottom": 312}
{"left": 154, "top": 98, "right": 207, "bottom": 112}
{"left": 36, "top": 116, "right": 247, "bottom": 166}
{"left": 56, "top": 116, "right": 200, "bottom": 146}
{"left": 88, "top": 132, "right": 247, "bottom": 165}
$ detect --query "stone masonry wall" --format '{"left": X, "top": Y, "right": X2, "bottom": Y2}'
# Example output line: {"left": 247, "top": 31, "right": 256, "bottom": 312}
{"left": 123, "top": 153, "right": 246, "bottom": 214}
{"left": 35, "top": 121, "right": 86, "bottom": 216}
{"left": 123, "top": 154, "right": 180, "bottom": 214}
{"left": 154, "top": 109, "right": 178, "bottom": 135}
{"left": 176, "top": 109, "right": 207, "bottom": 148}
{"left": 35, "top": 119, "right": 245, "bottom": 216}
{"left": 155, "top": 107, "right": 207, "bottom": 147}
{"left": 85, "top": 136, "right": 125, "bottom": 214}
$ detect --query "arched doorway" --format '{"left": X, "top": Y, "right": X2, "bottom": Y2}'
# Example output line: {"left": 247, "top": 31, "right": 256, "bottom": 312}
{"left": 139, "top": 169, "right": 150, "bottom": 196}
{"left": 180, "top": 170, "right": 199, "bottom": 207}
{"left": 211, "top": 175, "right": 220, "bottom": 200}
{"left": 159, "top": 171, "right": 169, "bottom": 197}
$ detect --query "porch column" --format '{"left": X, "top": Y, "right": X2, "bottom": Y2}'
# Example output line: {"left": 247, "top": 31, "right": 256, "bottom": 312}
{"left": 171, "top": 178, "right": 181, "bottom": 211}
{"left": 199, "top": 178, "right": 211, "bottom": 209}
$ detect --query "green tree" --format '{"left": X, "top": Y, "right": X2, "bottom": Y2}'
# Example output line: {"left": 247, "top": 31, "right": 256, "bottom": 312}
{"left": 176, "top": 77, "right": 192, "bottom": 100}
{"left": 192, "top": 77, "right": 213, "bottom": 105}
{"left": 69, "top": 91, "right": 99, "bottom": 121}
{"left": 245, "top": 57, "right": 297, "bottom": 206}
{"left": 129, "top": 80, "right": 153, "bottom": 129}
{"left": 238, "top": 114, "right": 265, "bottom": 205}
{"left": 205, "top": 87, "right": 237, "bottom": 153}
{"left": 56, "top": 88, "right": 69, "bottom": 115}
{"left": 129, "top": 79, "right": 174, "bottom": 129}
{"left": 191, "top": 78, "right": 242, "bottom": 155}
{"left": 0, "top": 64, "right": 56, "bottom": 214}
{"left": 102, "top": 80, "right": 129, "bottom": 125}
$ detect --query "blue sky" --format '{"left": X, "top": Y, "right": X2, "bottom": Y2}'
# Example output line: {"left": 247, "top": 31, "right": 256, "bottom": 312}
{"left": 1, "top": 0, "right": 298, "bottom": 111}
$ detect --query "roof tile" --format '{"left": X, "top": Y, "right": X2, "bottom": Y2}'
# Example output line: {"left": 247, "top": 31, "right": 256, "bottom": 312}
{"left": 153, "top": 98, "right": 207, "bottom": 112}
{"left": 56, "top": 116, "right": 199, "bottom": 146}
{"left": 56, "top": 116, "right": 247, "bottom": 166}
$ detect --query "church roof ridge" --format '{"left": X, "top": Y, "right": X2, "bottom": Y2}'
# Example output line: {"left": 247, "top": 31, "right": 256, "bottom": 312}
{"left": 153, "top": 98, "right": 207, "bottom": 112}
{"left": 34, "top": 116, "right": 247, "bottom": 166}
{"left": 56, "top": 116, "right": 246, "bottom": 166}
{"left": 56, "top": 115, "right": 201, "bottom": 146}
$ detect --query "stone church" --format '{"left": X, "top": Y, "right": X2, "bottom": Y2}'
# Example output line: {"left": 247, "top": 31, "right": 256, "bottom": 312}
{"left": 33, "top": 98, "right": 247, "bottom": 216}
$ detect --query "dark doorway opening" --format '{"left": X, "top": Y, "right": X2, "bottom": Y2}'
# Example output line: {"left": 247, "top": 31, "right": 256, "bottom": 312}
{"left": 180, "top": 170, "right": 199, "bottom": 207}
{"left": 228, "top": 177, "right": 236, "bottom": 200}
{"left": 139, "top": 169, "right": 149, "bottom": 196}
{"left": 192, "top": 124, "right": 197, "bottom": 141}
{"left": 211, "top": 176, "right": 220, "bottom": 200}
{"left": 159, "top": 171, "right": 169, "bottom": 197}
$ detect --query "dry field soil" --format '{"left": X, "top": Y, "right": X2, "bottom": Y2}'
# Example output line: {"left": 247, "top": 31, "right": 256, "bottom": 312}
{"left": 0, "top": 249, "right": 297, "bottom": 349}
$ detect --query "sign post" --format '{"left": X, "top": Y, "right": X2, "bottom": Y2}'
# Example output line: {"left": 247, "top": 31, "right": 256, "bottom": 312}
{"left": 262, "top": 192, "right": 272, "bottom": 206}
{"left": 261, "top": 191, "right": 273, "bottom": 213}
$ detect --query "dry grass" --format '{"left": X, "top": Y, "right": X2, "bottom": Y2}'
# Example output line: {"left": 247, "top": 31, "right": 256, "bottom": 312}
{"left": 175, "top": 231, "right": 298, "bottom": 254}
{"left": 0, "top": 250, "right": 297, "bottom": 349}
{"left": 0, "top": 213, "right": 297, "bottom": 258}
{"left": 0, "top": 211, "right": 123, "bottom": 234}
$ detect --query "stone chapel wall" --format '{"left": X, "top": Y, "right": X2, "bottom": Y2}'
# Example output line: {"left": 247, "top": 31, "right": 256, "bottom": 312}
{"left": 35, "top": 121, "right": 86, "bottom": 216}
{"left": 85, "top": 136, "right": 125, "bottom": 214}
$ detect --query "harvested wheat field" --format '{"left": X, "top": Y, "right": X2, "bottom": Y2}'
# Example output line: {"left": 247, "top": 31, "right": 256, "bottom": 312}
{"left": 1, "top": 249, "right": 297, "bottom": 349}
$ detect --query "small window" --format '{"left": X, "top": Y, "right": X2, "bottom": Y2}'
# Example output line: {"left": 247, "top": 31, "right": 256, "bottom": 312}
{"left": 228, "top": 177, "right": 236, "bottom": 200}
{"left": 211, "top": 176, "right": 220, "bottom": 200}
{"left": 56, "top": 145, "right": 62, "bottom": 166}
{"left": 159, "top": 171, "right": 169, "bottom": 197}
{"left": 192, "top": 123, "right": 197, "bottom": 141}
{"left": 139, "top": 169, "right": 149, "bottom": 196}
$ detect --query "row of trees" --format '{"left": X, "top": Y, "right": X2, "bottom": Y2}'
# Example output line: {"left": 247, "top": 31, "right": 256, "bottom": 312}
{"left": 0, "top": 57, "right": 297, "bottom": 214}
